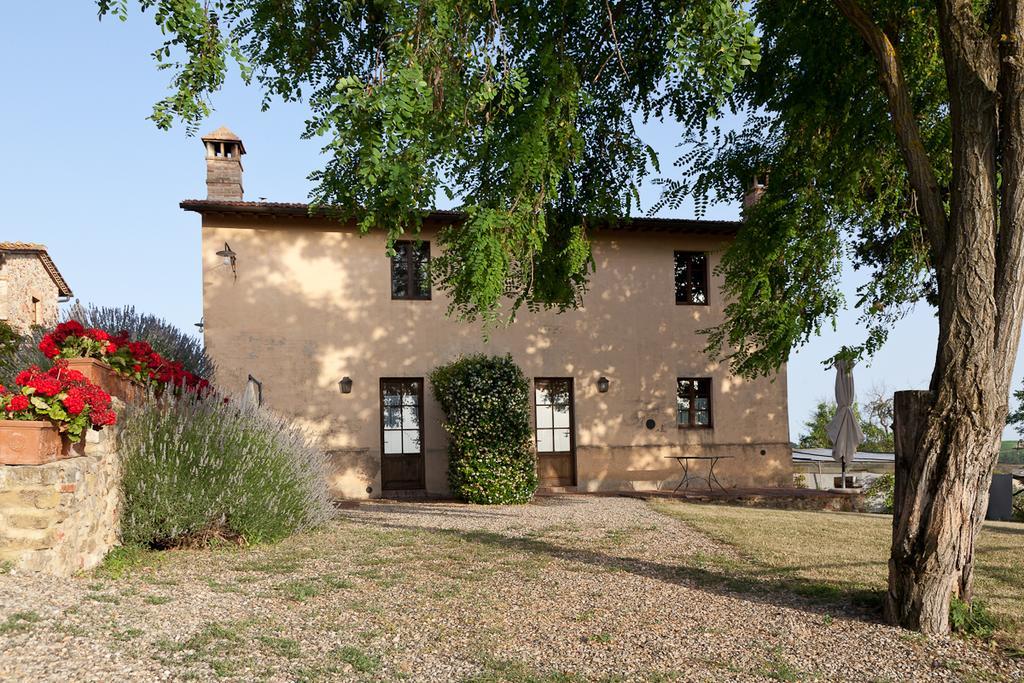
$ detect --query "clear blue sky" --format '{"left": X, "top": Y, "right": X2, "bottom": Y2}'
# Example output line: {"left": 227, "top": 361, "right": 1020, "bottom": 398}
{"left": 3, "top": 4, "right": 1021, "bottom": 441}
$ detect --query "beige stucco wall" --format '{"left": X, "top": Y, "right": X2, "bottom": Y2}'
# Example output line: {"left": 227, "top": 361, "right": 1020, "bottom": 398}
{"left": 199, "top": 216, "right": 791, "bottom": 498}
{"left": 0, "top": 254, "right": 59, "bottom": 334}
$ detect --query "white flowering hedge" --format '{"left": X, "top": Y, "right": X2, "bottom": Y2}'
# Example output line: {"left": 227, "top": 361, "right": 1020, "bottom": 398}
{"left": 430, "top": 354, "right": 537, "bottom": 504}
{"left": 118, "top": 397, "right": 334, "bottom": 547}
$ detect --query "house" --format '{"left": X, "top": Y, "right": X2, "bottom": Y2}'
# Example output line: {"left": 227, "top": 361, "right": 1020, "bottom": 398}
{"left": 182, "top": 127, "right": 792, "bottom": 498}
{"left": 0, "top": 243, "right": 72, "bottom": 334}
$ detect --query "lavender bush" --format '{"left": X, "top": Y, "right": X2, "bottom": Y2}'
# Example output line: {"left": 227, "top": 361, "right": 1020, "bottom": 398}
{"left": 0, "top": 325, "right": 48, "bottom": 388}
{"left": 118, "top": 397, "right": 333, "bottom": 547}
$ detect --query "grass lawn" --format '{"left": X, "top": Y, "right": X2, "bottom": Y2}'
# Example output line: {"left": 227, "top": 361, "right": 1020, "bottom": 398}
{"left": 651, "top": 500, "right": 1024, "bottom": 651}
{"left": 999, "top": 440, "right": 1024, "bottom": 464}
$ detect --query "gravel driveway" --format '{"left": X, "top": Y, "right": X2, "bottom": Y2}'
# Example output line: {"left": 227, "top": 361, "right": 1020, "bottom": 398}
{"left": 0, "top": 495, "right": 1020, "bottom": 682}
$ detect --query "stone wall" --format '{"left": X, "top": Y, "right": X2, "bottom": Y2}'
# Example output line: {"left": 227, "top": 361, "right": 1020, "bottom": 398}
{"left": 0, "top": 425, "right": 121, "bottom": 576}
{"left": 0, "top": 252, "right": 60, "bottom": 334}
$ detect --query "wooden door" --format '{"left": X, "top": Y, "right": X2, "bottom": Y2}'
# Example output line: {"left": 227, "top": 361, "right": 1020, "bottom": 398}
{"left": 380, "top": 378, "right": 425, "bottom": 491}
{"left": 534, "top": 378, "right": 577, "bottom": 487}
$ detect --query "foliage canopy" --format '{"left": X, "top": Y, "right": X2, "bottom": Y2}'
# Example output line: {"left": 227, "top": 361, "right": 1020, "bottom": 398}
{"left": 99, "top": 0, "right": 758, "bottom": 325}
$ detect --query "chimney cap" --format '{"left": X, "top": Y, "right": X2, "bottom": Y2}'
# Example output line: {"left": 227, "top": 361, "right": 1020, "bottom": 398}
{"left": 201, "top": 126, "right": 246, "bottom": 155}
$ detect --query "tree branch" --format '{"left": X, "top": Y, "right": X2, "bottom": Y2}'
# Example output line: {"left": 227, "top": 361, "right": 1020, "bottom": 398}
{"left": 832, "top": 0, "right": 949, "bottom": 261}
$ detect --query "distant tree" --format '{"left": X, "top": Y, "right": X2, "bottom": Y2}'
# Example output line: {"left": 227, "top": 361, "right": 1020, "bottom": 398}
{"left": 862, "top": 385, "right": 894, "bottom": 444}
{"left": 798, "top": 398, "right": 894, "bottom": 453}
{"left": 798, "top": 401, "right": 836, "bottom": 449}
{"left": 861, "top": 385, "right": 894, "bottom": 453}
{"left": 1007, "top": 380, "right": 1024, "bottom": 438}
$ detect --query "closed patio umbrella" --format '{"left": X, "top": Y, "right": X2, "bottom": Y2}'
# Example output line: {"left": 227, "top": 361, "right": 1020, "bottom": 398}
{"left": 826, "top": 360, "right": 864, "bottom": 489}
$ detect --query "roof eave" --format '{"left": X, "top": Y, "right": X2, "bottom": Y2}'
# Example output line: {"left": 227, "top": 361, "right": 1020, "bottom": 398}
{"left": 179, "top": 200, "right": 742, "bottom": 236}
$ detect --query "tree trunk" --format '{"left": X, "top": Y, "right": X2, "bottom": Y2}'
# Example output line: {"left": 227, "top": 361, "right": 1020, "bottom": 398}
{"left": 886, "top": 387, "right": 1002, "bottom": 633}
{"left": 835, "top": 0, "right": 1024, "bottom": 636}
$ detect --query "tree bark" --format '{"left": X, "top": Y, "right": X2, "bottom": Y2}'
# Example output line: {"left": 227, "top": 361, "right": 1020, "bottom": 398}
{"left": 838, "top": 0, "right": 1024, "bottom": 635}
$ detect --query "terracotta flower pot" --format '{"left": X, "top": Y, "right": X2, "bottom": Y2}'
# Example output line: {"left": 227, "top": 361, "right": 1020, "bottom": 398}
{"left": 63, "top": 357, "right": 142, "bottom": 403}
{"left": 0, "top": 420, "right": 64, "bottom": 465}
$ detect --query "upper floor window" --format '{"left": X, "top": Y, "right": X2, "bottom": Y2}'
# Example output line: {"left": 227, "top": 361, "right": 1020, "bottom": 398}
{"left": 674, "top": 251, "right": 708, "bottom": 305}
{"left": 677, "top": 378, "right": 712, "bottom": 428}
{"left": 391, "top": 240, "right": 431, "bottom": 300}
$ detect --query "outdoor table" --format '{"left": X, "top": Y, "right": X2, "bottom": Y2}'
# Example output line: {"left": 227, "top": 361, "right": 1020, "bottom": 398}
{"left": 664, "top": 455, "right": 734, "bottom": 493}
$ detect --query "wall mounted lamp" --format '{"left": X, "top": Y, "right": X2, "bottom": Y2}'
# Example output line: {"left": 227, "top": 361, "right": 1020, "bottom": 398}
{"left": 216, "top": 242, "right": 238, "bottom": 279}
{"left": 596, "top": 376, "right": 610, "bottom": 393}
{"left": 339, "top": 376, "right": 353, "bottom": 394}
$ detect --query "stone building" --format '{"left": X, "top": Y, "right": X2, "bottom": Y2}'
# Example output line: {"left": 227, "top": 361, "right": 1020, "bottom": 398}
{"left": 0, "top": 243, "right": 73, "bottom": 334}
{"left": 182, "top": 128, "right": 791, "bottom": 499}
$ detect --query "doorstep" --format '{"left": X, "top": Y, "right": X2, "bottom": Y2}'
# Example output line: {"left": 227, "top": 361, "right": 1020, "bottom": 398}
{"left": 379, "top": 489, "right": 431, "bottom": 500}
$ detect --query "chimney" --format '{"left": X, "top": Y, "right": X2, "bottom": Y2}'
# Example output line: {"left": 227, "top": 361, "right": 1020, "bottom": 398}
{"left": 201, "top": 126, "right": 245, "bottom": 201}
{"left": 742, "top": 174, "right": 767, "bottom": 214}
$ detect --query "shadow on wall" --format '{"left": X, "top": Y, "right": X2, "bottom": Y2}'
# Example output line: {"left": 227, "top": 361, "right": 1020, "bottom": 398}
{"left": 200, "top": 218, "right": 790, "bottom": 495}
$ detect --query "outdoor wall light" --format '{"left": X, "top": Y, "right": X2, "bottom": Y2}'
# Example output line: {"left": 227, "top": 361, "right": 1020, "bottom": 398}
{"left": 596, "top": 376, "right": 610, "bottom": 393}
{"left": 339, "top": 376, "right": 353, "bottom": 394}
{"left": 216, "top": 242, "right": 238, "bottom": 279}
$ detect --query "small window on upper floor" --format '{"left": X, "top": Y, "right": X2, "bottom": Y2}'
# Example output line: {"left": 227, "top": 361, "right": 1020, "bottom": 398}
{"left": 32, "top": 297, "right": 42, "bottom": 326}
{"left": 391, "top": 240, "right": 431, "bottom": 300}
{"left": 674, "top": 251, "right": 708, "bottom": 305}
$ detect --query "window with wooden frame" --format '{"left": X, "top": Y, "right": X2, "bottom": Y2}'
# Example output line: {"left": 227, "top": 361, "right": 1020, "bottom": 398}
{"left": 390, "top": 240, "right": 431, "bottom": 300}
{"left": 674, "top": 251, "right": 708, "bottom": 305}
{"left": 676, "top": 378, "right": 712, "bottom": 428}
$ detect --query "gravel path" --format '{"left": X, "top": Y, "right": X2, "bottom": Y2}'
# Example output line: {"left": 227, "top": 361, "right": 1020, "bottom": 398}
{"left": 0, "top": 495, "right": 1020, "bottom": 682}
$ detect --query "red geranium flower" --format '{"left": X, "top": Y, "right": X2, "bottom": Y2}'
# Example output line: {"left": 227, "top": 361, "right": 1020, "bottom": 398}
{"left": 51, "top": 320, "right": 85, "bottom": 345}
{"left": 28, "top": 376, "right": 62, "bottom": 397}
{"left": 39, "top": 335, "right": 60, "bottom": 358}
{"left": 62, "top": 389, "right": 86, "bottom": 415}
{"left": 59, "top": 369, "right": 87, "bottom": 383}
{"left": 127, "top": 341, "right": 153, "bottom": 362}
{"left": 6, "top": 395, "right": 30, "bottom": 412}
{"left": 85, "top": 328, "right": 109, "bottom": 342}
{"left": 14, "top": 369, "right": 32, "bottom": 386}
{"left": 89, "top": 408, "right": 116, "bottom": 427}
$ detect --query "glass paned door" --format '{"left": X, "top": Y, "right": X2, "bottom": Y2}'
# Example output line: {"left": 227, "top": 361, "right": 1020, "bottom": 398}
{"left": 534, "top": 378, "right": 576, "bottom": 487}
{"left": 380, "top": 379, "right": 425, "bottom": 490}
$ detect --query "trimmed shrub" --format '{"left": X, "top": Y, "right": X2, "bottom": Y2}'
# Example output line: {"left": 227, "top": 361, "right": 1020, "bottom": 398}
{"left": 118, "top": 397, "right": 333, "bottom": 547}
{"left": 66, "top": 303, "right": 213, "bottom": 378}
{"left": 430, "top": 354, "right": 537, "bottom": 504}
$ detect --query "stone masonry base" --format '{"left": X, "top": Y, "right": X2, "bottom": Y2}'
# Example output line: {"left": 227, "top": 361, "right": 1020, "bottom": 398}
{"left": 0, "top": 425, "right": 121, "bottom": 576}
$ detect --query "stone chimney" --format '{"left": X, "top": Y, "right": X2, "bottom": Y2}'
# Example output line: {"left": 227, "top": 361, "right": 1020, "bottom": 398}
{"left": 201, "top": 126, "right": 245, "bottom": 201}
{"left": 742, "top": 174, "right": 767, "bottom": 213}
